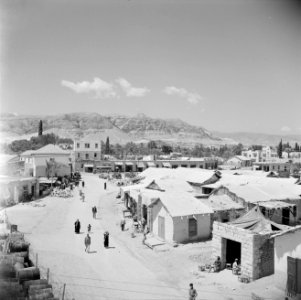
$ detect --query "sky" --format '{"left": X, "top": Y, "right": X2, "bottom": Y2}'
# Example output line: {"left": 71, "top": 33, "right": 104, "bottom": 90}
{"left": 0, "top": 0, "right": 300, "bottom": 134}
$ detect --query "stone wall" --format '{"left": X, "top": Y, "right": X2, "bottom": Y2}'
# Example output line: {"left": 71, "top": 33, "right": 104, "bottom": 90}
{"left": 212, "top": 222, "right": 273, "bottom": 280}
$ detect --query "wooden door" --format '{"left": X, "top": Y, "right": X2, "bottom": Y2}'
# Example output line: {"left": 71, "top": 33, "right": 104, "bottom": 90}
{"left": 158, "top": 216, "right": 165, "bottom": 240}
{"left": 287, "top": 256, "right": 297, "bottom": 297}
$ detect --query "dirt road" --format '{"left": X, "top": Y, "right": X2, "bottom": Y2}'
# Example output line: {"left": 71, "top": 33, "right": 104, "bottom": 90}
{"left": 5, "top": 173, "right": 285, "bottom": 300}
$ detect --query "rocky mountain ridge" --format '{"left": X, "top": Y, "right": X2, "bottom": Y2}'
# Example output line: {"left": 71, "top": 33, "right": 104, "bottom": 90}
{"left": 0, "top": 113, "right": 222, "bottom": 146}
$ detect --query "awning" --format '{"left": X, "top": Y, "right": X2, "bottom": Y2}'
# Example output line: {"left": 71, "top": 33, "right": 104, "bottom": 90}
{"left": 114, "top": 162, "right": 123, "bottom": 166}
{"left": 84, "top": 164, "right": 94, "bottom": 168}
{"left": 97, "top": 166, "right": 112, "bottom": 169}
{"left": 258, "top": 201, "right": 296, "bottom": 210}
{"left": 137, "top": 162, "right": 145, "bottom": 168}
{"left": 125, "top": 162, "right": 133, "bottom": 166}
{"left": 162, "top": 162, "right": 172, "bottom": 168}
{"left": 147, "top": 162, "right": 156, "bottom": 167}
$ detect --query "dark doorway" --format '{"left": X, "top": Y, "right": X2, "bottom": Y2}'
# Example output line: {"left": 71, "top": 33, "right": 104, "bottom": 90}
{"left": 125, "top": 165, "right": 133, "bottom": 172}
{"left": 142, "top": 205, "right": 147, "bottom": 221}
{"left": 282, "top": 208, "right": 290, "bottom": 225}
{"left": 226, "top": 239, "right": 241, "bottom": 265}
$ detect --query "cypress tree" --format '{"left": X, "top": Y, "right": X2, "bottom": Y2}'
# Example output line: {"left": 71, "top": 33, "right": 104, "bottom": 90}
{"left": 38, "top": 120, "right": 43, "bottom": 136}
{"left": 105, "top": 137, "right": 110, "bottom": 154}
{"left": 277, "top": 139, "right": 283, "bottom": 158}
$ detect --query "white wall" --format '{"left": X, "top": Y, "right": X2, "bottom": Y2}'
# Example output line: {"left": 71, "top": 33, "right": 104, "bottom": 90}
{"left": 151, "top": 201, "right": 211, "bottom": 243}
{"left": 33, "top": 155, "right": 70, "bottom": 177}
{"left": 173, "top": 214, "right": 211, "bottom": 243}
{"left": 274, "top": 229, "right": 301, "bottom": 288}
{"left": 151, "top": 201, "right": 174, "bottom": 242}
{"left": 74, "top": 140, "right": 101, "bottom": 152}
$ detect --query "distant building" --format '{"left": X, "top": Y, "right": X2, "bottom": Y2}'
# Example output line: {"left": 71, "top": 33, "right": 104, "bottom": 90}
{"left": 241, "top": 146, "right": 278, "bottom": 162}
{"left": 225, "top": 155, "right": 253, "bottom": 168}
{"left": 253, "top": 160, "right": 301, "bottom": 178}
{"left": 21, "top": 144, "right": 71, "bottom": 177}
{"left": 73, "top": 137, "right": 102, "bottom": 172}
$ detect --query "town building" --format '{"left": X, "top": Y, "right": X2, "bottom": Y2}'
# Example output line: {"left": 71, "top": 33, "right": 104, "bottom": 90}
{"left": 241, "top": 146, "right": 278, "bottom": 162}
{"left": 225, "top": 155, "right": 253, "bottom": 168}
{"left": 20, "top": 144, "right": 72, "bottom": 177}
{"left": 212, "top": 206, "right": 291, "bottom": 281}
{"left": 73, "top": 137, "right": 102, "bottom": 172}
{"left": 253, "top": 160, "right": 301, "bottom": 178}
{"left": 0, "top": 175, "right": 39, "bottom": 206}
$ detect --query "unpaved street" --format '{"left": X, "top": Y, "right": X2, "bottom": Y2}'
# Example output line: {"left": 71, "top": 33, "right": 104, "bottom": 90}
{"left": 5, "top": 173, "right": 284, "bottom": 300}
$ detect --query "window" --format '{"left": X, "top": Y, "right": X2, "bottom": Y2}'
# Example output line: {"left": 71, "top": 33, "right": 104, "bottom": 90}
{"left": 95, "top": 143, "right": 98, "bottom": 149}
{"left": 85, "top": 153, "right": 89, "bottom": 159}
{"left": 77, "top": 143, "right": 80, "bottom": 148}
{"left": 94, "top": 153, "right": 97, "bottom": 158}
{"left": 85, "top": 143, "right": 90, "bottom": 149}
{"left": 188, "top": 218, "right": 197, "bottom": 237}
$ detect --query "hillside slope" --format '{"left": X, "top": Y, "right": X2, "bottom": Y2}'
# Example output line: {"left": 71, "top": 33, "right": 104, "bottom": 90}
{"left": 0, "top": 113, "right": 222, "bottom": 145}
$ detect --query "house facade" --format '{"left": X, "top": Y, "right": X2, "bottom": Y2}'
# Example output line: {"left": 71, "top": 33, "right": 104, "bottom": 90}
{"left": 21, "top": 145, "right": 71, "bottom": 177}
{"left": 73, "top": 138, "right": 102, "bottom": 172}
{"left": 148, "top": 196, "right": 213, "bottom": 244}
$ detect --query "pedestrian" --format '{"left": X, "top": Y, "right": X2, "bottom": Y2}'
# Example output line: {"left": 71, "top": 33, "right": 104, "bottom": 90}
{"left": 189, "top": 283, "right": 198, "bottom": 300}
{"left": 103, "top": 231, "right": 109, "bottom": 248}
{"left": 141, "top": 217, "right": 146, "bottom": 231}
{"left": 82, "top": 181, "right": 85, "bottom": 188}
{"left": 92, "top": 207, "right": 95, "bottom": 218}
{"left": 120, "top": 218, "right": 125, "bottom": 231}
{"left": 94, "top": 206, "right": 97, "bottom": 218}
{"left": 74, "top": 219, "right": 81, "bottom": 234}
{"left": 87, "top": 224, "right": 91, "bottom": 233}
{"left": 84, "top": 234, "right": 91, "bottom": 253}
{"left": 104, "top": 182, "right": 107, "bottom": 190}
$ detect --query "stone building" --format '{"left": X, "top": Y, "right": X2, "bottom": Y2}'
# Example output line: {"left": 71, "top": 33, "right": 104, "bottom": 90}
{"left": 212, "top": 206, "right": 290, "bottom": 281}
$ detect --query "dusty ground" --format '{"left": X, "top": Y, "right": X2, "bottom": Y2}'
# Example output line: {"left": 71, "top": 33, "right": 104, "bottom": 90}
{"left": 5, "top": 173, "right": 285, "bottom": 300}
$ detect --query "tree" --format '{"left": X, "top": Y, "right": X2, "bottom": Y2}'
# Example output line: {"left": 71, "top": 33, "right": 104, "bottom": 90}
{"left": 233, "top": 143, "right": 243, "bottom": 155}
{"left": 294, "top": 142, "right": 300, "bottom": 152}
{"left": 277, "top": 139, "right": 283, "bottom": 158}
{"left": 161, "top": 144, "right": 173, "bottom": 154}
{"left": 38, "top": 120, "right": 43, "bottom": 136}
{"left": 105, "top": 137, "right": 110, "bottom": 154}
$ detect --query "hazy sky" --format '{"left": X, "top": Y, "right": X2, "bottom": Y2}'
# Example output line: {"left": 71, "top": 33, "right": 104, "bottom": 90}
{"left": 1, "top": 0, "right": 300, "bottom": 134}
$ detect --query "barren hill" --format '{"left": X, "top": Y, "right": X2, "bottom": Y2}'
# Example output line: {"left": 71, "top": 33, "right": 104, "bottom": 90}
{"left": 0, "top": 113, "right": 222, "bottom": 146}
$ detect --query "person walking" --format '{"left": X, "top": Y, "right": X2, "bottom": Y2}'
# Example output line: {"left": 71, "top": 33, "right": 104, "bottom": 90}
{"left": 94, "top": 206, "right": 97, "bottom": 218}
{"left": 189, "top": 283, "right": 198, "bottom": 300}
{"left": 104, "top": 182, "right": 107, "bottom": 190}
{"left": 84, "top": 234, "right": 91, "bottom": 253}
{"left": 87, "top": 224, "right": 91, "bottom": 233}
{"left": 82, "top": 180, "right": 85, "bottom": 188}
{"left": 103, "top": 231, "right": 109, "bottom": 248}
{"left": 74, "top": 219, "right": 81, "bottom": 234}
{"left": 92, "top": 207, "right": 95, "bottom": 218}
{"left": 120, "top": 218, "right": 125, "bottom": 231}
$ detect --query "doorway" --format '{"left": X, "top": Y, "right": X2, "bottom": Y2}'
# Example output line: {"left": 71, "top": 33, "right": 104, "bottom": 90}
{"left": 282, "top": 208, "right": 290, "bottom": 225}
{"left": 226, "top": 239, "right": 241, "bottom": 265}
